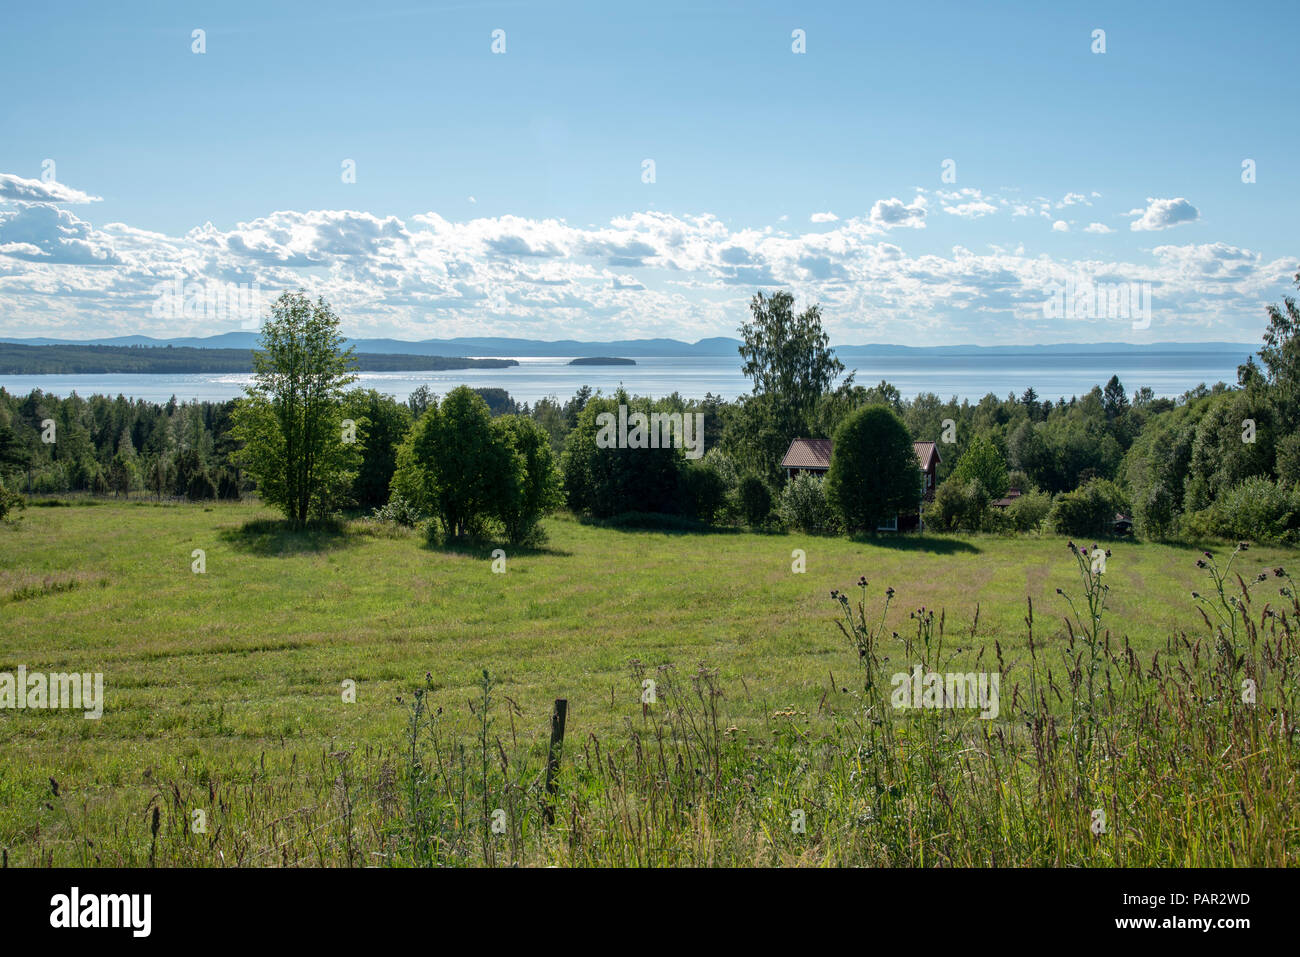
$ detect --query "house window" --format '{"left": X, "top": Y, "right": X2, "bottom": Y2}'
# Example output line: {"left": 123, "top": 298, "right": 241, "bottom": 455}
{"left": 877, "top": 514, "right": 898, "bottom": 531}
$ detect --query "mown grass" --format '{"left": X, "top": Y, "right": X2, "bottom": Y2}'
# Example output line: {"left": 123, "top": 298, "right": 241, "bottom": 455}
{"left": 0, "top": 500, "right": 1296, "bottom": 866}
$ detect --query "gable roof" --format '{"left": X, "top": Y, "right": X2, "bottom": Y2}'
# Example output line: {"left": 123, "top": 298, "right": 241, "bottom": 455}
{"left": 781, "top": 438, "right": 833, "bottom": 470}
{"left": 781, "top": 438, "right": 942, "bottom": 471}
{"left": 913, "top": 441, "right": 941, "bottom": 471}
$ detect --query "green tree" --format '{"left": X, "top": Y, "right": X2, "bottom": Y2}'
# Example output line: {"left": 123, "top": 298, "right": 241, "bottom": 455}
{"left": 392, "top": 386, "right": 512, "bottom": 539}
{"left": 826, "top": 405, "right": 919, "bottom": 532}
{"left": 493, "top": 414, "right": 562, "bottom": 544}
{"left": 230, "top": 292, "right": 360, "bottom": 527}
{"left": 1257, "top": 268, "right": 1300, "bottom": 414}
{"left": 736, "top": 290, "right": 849, "bottom": 478}
{"left": 559, "top": 391, "right": 684, "bottom": 518}
{"left": 346, "top": 389, "right": 412, "bottom": 509}
{"left": 949, "top": 435, "right": 1009, "bottom": 500}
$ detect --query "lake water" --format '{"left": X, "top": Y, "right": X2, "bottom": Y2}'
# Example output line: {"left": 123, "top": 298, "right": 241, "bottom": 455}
{"left": 0, "top": 350, "right": 1252, "bottom": 405}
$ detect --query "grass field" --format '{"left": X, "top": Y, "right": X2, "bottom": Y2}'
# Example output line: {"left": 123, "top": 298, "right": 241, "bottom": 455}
{"left": 2, "top": 500, "right": 1297, "bottom": 866}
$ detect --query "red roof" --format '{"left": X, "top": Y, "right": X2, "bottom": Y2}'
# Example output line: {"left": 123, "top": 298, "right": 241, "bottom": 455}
{"left": 781, "top": 438, "right": 833, "bottom": 470}
{"left": 781, "top": 438, "right": 942, "bottom": 472}
{"left": 913, "top": 441, "right": 941, "bottom": 472}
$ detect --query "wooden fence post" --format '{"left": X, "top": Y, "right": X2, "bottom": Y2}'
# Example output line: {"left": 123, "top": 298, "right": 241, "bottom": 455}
{"left": 542, "top": 698, "right": 567, "bottom": 825}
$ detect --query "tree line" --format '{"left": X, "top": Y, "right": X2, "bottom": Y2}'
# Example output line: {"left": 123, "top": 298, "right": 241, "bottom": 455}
{"left": 3, "top": 275, "right": 1298, "bottom": 544}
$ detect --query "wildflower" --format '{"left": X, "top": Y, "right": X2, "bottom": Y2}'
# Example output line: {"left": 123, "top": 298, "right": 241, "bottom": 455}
{"left": 1274, "top": 567, "right": 1286, "bottom": 578}
{"left": 885, "top": 587, "right": 895, "bottom": 598}
{"left": 1196, "top": 559, "right": 1207, "bottom": 569}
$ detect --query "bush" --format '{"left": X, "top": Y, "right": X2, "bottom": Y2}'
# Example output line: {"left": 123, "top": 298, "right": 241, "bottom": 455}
{"left": 737, "top": 474, "right": 773, "bottom": 526}
{"left": 0, "top": 478, "right": 25, "bottom": 520}
{"left": 1049, "top": 478, "right": 1125, "bottom": 537}
{"left": 680, "top": 461, "right": 728, "bottom": 524}
{"left": 1181, "top": 477, "right": 1300, "bottom": 544}
{"left": 924, "top": 478, "right": 987, "bottom": 532}
{"left": 370, "top": 494, "right": 424, "bottom": 528}
{"left": 1006, "top": 488, "right": 1053, "bottom": 533}
{"left": 826, "top": 405, "right": 919, "bottom": 531}
{"left": 778, "top": 471, "right": 835, "bottom": 533}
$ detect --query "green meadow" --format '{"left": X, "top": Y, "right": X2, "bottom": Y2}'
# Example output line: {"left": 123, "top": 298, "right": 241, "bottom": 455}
{"left": 2, "top": 500, "right": 1297, "bottom": 866}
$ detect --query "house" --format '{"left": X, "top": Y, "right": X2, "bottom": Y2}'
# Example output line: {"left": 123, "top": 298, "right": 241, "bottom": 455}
{"left": 780, "top": 438, "right": 941, "bottom": 530}
{"left": 992, "top": 487, "right": 1022, "bottom": 509}
{"left": 1112, "top": 513, "right": 1133, "bottom": 535}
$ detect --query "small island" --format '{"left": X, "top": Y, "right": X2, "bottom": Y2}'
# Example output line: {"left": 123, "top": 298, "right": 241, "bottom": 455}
{"left": 568, "top": 356, "right": 636, "bottom": 366}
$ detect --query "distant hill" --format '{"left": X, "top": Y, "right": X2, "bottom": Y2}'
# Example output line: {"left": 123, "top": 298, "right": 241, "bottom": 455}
{"left": 0, "top": 343, "right": 519, "bottom": 375}
{"left": 0, "top": 333, "right": 1257, "bottom": 359}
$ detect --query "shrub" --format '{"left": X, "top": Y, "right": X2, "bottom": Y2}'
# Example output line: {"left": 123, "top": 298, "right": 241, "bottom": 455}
{"left": 826, "top": 405, "right": 919, "bottom": 532}
{"left": 1006, "top": 488, "right": 1053, "bottom": 533}
{"left": 370, "top": 494, "right": 424, "bottom": 528}
{"left": 1181, "top": 477, "right": 1300, "bottom": 544}
{"left": 0, "top": 478, "right": 24, "bottom": 521}
{"left": 680, "top": 461, "right": 728, "bottom": 525}
{"left": 925, "top": 478, "right": 987, "bottom": 532}
{"left": 778, "top": 470, "right": 835, "bottom": 533}
{"left": 1049, "top": 478, "right": 1125, "bottom": 537}
{"left": 737, "top": 474, "right": 773, "bottom": 526}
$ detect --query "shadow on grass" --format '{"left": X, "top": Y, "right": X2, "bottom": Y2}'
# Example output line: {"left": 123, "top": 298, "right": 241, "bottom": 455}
{"left": 419, "top": 530, "right": 573, "bottom": 559}
{"left": 845, "top": 533, "right": 982, "bottom": 555}
{"left": 218, "top": 517, "right": 357, "bottom": 556}
{"left": 574, "top": 512, "right": 744, "bottom": 537}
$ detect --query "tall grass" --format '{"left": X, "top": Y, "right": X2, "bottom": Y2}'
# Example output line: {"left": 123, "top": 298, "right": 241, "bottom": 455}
{"left": 16, "top": 543, "right": 1298, "bottom": 867}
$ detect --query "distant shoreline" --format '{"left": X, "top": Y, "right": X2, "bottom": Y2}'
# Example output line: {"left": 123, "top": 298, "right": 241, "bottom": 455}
{"left": 0, "top": 343, "right": 519, "bottom": 375}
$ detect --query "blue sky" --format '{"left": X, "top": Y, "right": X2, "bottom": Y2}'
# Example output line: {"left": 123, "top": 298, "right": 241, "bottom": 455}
{"left": 1, "top": 0, "right": 1296, "bottom": 344}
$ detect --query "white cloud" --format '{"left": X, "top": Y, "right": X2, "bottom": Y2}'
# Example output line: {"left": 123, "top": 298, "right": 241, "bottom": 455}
{"left": 0, "top": 173, "right": 102, "bottom": 204}
{"left": 869, "top": 195, "right": 927, "bottom": 229}
{"left": 1084, "top": 222, "right": 1113, "bottom": 234}
{"left": 0, "top": 172, "right": 1291, "bottom": 344}
{"left": 1051, "top": 220, "right": 1069, "bottom": 232}
{"left": 810, "top": 211, "right": 838, "bottom": 223}
{"left": 1129, "top": 197, "right": 1200, "bottom": 232}
{"left": 937, "top": 189, "right": 997, "bottom": 219}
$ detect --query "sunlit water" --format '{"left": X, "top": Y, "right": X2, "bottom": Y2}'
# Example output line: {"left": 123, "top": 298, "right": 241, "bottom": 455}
{"left": 0, "top": 350, "right": 1251, "bottom": 405}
